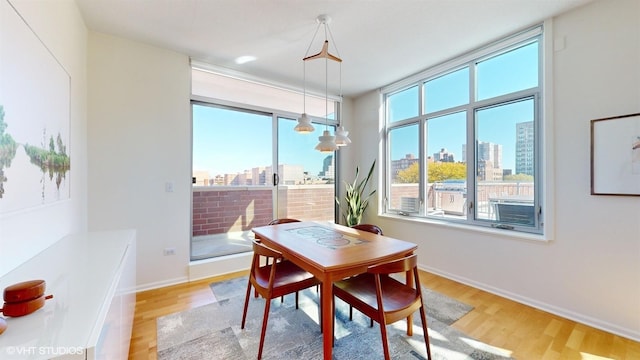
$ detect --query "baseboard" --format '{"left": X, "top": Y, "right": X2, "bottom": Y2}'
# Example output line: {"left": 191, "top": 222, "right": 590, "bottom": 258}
{"left": 134, "top": 253, "right": 252, "bottom": 292}
{"left": 135, "top": 276, "right": 189, "bottom": 292}
{"left": 188, "top": 252, "right": 252, "bottom": 282}
{"left": 419, "top": 264, "right": 640, "bottom": 343}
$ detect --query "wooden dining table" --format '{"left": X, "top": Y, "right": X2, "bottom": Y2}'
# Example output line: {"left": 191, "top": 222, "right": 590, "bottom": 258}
{"left": 252, "top": 221, "right": 418, "bottom": 360}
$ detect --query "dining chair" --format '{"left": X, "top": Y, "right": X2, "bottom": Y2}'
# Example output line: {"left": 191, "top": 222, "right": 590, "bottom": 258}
{"left": 350, "top": 223, "right": 384, "bottom": 235}
{"left": 260, "top": 218, "right": 303, "bottom": 300}
{"left": 241, "top": 240, "right": 321, "bottom": 360}
{"left": 349, "top": 223, "right": 384, "bottom": 326}
{"left": 332, "top": 253, "right": 432, "bottom": 360}
{"left": 268, "top": 218, "right": 301, "bottom": 225}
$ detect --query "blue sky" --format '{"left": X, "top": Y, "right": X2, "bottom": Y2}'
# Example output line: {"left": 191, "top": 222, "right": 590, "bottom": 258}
{"left": 193, "top": 105, "right": 334, "bottom": 176}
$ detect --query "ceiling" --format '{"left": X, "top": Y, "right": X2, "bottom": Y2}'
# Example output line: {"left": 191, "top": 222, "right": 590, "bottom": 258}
{"left": 76, "top": 0, "right": 593, "bottom": 97}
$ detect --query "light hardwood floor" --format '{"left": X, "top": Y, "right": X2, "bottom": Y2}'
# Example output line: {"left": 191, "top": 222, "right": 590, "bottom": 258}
{"left": 128, "top": 270, "right": 640, "bottom": 359}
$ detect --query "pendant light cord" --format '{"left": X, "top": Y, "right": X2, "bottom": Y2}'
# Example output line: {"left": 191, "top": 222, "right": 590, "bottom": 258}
{"left": 324, "top": 21, "right": 330, "bottom": 131}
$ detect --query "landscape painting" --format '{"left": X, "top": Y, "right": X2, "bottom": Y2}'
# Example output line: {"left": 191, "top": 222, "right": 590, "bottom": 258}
{"left": 591, "top": 113, "right": 640, "bottom": 196}
{"left": 0, "top": 0, "right": 71, "bottom": 215}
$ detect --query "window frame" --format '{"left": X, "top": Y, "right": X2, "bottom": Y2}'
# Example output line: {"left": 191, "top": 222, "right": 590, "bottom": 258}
{"left": 382, "top": 25, "right": 544, "bottom": 235}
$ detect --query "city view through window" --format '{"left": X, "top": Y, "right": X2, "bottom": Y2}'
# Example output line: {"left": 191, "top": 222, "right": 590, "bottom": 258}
{"left": 385, "top": 37, "right": 540, "bottom": 230}
{"left": 191, "top": 103, "right": 338, "bottom": 260}
{"left": 192, "top": 105, "right": 336, "bottom": 187}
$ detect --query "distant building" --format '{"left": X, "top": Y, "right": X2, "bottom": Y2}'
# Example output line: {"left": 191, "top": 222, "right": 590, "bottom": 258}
{"left": 213, "top": 174, "right": 224, "bottom": 185}
{"left": 462, "top": 142, "right": 502, "bottom": 168}
{"left": 433, "top": 148, "right": 454, "bottom": 162}
{"left": 465, "top": 141, "right": 503, "bottom": 181}
{"left": 224, "top": 173, "right": 239, "bottom": 185}
{"left": 252, "top": 166, "right": 267, "bottom": 185}
{"left": 320, "top": 155, "right": 335, "bottom": 179}
{"left": 192, "top": 170, "right": 211, "bottom": 186}
{"left": 478, "top": 160, "right": 503, "bottom": 181}
{"left": 391, "top": 154, "right": 419, "bottom": 180}
{"left": 477, "top": 141, "right": 502, "bottom": 170}
{"left": 516, "top": 121, "right": 534, "bottom": 176}
{"left": 265, "top": 164, "right": 305, "bottom": 185}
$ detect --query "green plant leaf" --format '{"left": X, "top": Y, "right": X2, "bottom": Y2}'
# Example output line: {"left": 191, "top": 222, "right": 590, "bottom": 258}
{"left": 335, "top": 160, "right": 376, "bottom": 227}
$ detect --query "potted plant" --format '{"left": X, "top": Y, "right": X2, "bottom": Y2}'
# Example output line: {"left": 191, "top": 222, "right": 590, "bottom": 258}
{"left": 336, "top": 160, "right": 376, "bottom": 227}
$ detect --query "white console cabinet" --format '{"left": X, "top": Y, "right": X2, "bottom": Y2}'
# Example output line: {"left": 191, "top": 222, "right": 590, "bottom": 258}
{"left": 0, "top": 230, "right": 136, "bottom": 360}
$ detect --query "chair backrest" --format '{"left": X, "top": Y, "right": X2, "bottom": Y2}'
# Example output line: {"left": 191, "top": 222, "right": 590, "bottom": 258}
{"left": 251, "top": 240, "right": 283, "bottom": 259}
{"left": 249, "top": 240, "right": 283, "bottom": 291}
{"left": 351, "top": 223, "right": 384, "bottom": 235}
{"left": 368, "top": 253, "right": 417, "bottom": 275}
{"left": 268, "top": 218, "right": 301, "bottom": 225}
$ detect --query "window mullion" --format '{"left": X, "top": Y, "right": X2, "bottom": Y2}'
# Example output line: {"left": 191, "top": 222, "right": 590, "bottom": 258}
{"left": 467, "top": 61, "right": 477, "bottom": 221}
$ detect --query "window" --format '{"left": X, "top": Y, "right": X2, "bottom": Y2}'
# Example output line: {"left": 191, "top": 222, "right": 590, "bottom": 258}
{"left": 383, "top": 27, "right": 543, "bottom": 234}
{"left": 191, "top": 67, "right": 340, "bottom": 260}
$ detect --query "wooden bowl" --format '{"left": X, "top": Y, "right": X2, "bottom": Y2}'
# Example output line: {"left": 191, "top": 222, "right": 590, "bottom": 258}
{"left": 4, "top": 280, "right": 46, "bottom": 303}
{"left": 1, "top": 294, "right": 53, "bottom": 317}
{"left": 1, "top": 280, "right": 53, "bottom": 317}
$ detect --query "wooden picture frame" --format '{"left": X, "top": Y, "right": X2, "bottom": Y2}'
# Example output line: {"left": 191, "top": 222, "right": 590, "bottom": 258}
{"left": 590, "top": 113, "right": 640, "bottom": 196}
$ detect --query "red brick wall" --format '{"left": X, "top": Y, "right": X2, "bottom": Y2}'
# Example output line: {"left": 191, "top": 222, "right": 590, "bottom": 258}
{"left": 193, "top": 182, "right": 533, "bottom": 236}
{"left": 278, "top": 185, "right": 335, "bottom": 221}
{"left": 192, "top": 185, "right": 334, "bottom": 236}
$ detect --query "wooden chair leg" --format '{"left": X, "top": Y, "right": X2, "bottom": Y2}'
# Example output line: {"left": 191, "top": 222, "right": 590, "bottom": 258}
{"left": 257, "top": 298, "right": 272, "bottom": 360}
{"left": 241, "top": 281, "right": 252, "bottom": 329}
{"left": 348, "top": 304, "right": 373, "bottom": 326}
{"left": 331, "top": 291, "right": 335, "bottom": 347}
{"left": 419, "top": 304, "right": 432, "bottom": 360}
{"left": 379, "top": 321, "right": 391, "bottom": 360}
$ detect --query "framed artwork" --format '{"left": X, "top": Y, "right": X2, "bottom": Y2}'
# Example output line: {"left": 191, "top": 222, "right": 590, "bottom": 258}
{"left": 0, "top": 0, "right": 71, "bottom": 215}
{"left": 590, "top": 113, "right": 640, "bottom": 196}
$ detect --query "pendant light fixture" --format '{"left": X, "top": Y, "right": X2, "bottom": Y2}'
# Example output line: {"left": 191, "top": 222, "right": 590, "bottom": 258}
{"left": 297, "top": 15, "right": 351, "bottom": 152}
{"left": 294, "top": 58, "right": 314, "bottom": 133}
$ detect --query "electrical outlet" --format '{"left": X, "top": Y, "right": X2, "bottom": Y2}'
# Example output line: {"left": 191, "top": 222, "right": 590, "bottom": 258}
{"left": 163, "top": 247, "right": 176, "bottom": 256}
{"left": 165, "top": 182, "right": 174, "bottom": 193}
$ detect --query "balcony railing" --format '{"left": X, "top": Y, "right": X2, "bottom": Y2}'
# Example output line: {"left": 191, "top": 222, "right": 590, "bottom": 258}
{"left": 190, "top": 182, "right": 533, "bottom": 260}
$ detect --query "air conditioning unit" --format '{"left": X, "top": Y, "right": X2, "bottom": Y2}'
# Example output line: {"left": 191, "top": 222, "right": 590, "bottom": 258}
{"left": 400, "top": 197, "right": 420, "bottom": 213}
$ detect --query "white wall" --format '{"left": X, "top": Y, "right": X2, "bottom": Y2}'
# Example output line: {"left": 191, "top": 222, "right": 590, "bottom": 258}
{"left": 87, "top": 33, "right": 192, "bottom": 289}
{"left": 0, "top": 0, "right": 88, "bottom": 277}
{"left": 352, "top": 0, "right": 640, "bottom": 341}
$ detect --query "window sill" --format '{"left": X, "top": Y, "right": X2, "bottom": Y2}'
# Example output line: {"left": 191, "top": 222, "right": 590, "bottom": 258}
{"left": 379, "top": 213, "right": 552, "bottom": 243}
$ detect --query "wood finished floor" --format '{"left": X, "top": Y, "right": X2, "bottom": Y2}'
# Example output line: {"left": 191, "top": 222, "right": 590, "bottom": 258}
{"left": 129, "top": 270, "right": 640, "bottom": 359}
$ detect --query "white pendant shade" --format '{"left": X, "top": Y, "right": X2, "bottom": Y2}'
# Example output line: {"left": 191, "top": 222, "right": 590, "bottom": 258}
{"left": 315, "top": 130, "right": 338, "bottom": 153}
{"left": 334, "top": 126, "right": 351, "bottom": 146}
{"left": 294, "top": 113, "right": 315, "bottom": 133}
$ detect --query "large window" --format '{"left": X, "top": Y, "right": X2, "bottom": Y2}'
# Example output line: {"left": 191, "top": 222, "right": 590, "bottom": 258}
{"left": 191, "top": 66, "right": 340, "bottom": 260}
{"left": 384, "top": 27, "right": 543, "bottom": 234}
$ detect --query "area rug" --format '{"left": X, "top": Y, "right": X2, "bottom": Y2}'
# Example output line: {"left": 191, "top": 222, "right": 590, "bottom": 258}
{"left": 157, "top": 276, "right": 513, "bottom": 359}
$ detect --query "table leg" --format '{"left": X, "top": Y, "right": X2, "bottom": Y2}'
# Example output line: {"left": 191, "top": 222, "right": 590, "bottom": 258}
{"left": 322, "top": 279, "right": 333, "bottom": 359}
